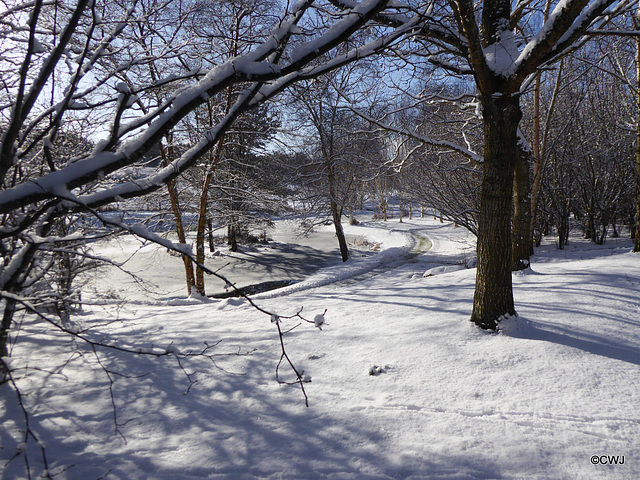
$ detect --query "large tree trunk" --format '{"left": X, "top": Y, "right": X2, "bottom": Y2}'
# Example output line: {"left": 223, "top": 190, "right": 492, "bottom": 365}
{"left": 512, "top": 142, "right": 532, "bottom": 270}
{"left": 470, "top": 95, "right": 521, "bottom": 329}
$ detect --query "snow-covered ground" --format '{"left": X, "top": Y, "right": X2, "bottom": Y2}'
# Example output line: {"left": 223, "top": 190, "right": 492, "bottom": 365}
{"left": 87, "top": 219, "right": 407, "bottom": 301}
{"left": 2, "top": 217, "right": 639, "bottom": 480}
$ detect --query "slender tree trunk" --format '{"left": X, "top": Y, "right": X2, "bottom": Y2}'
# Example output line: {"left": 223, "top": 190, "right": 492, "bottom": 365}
{"left": 159, "top": 142, "right": 196, "bottom": 295}
{"left": 146, "top": 60, "right": 198, "bottom": 296}
{"left": 207, "top": 219, "right": 215, "bottom": 252}
{"left": 169, "top": 181, "right": 197, "bottom": 295}
{"left": 193, "top": 57, "right": 236, "bottom": 293}
{"left": 331, "top": 199, "right": 349, "bottom": 262}
{"left": 195, "top": 179, "right": 210, "bottom": 295}
{"left": 327, "top": 162, "right": 349, "bottom": 262}
{"left": 530, "top": 73, "right": 543, "bottom": 239}
{"left": 227, "top": 223, "right": 238, "bottom": 252}
{"left": 530, "top": 6, "right": 559, "bottom": 241}
{"left": 512, "top": 142, "right": 532, "bottom": 270}
{"left": 0, "top": 299, "right": 16, "bottom": 359}
{"left": 635, "top": 30, "right": 640, "bottom": 251}
{"left": 382, "top": 195, "right": 388, "bottom": 221}
{"left": 471, "top": 94, "right": 521, "bottom": 329}
{"left": 195, "top": 143, "right": 224, "bottom": 295}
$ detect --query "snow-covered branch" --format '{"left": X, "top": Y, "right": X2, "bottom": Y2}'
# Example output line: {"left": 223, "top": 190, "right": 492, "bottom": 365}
{"left": 0, "top": 0, "right": 391, "bottom": 216}
{"left": 343, "top": 99, "right": 482, "bottom": 164}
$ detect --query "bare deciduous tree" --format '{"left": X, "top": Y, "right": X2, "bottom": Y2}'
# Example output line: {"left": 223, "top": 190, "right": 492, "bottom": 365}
{"left": 1, "top": 0, "right": 408, "bottom": 355}
{"left": 332, "top": 0, "right": 632, "bottom": 328}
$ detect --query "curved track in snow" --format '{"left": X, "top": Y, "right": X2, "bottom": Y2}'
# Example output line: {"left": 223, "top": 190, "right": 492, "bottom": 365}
{"left": 252, "top": 223, "right": 433, "bottom": 299}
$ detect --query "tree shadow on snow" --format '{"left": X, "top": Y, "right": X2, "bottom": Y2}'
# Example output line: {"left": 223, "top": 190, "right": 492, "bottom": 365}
{"left": 204, "top": 243, "right": 344, "bottom": 295}
{"left": 501, "top": 316, "right": 640, "bottom": 367}
{"left": 506, "top": 267, "right": 640, "bottom": 366}
{"left": 1, "top": 325, "right": 505, "bottom": 480}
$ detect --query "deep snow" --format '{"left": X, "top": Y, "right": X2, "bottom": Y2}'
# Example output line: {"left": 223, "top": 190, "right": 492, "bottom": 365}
{"left": 1, "top": 216, "right": 639, "bottom": 480}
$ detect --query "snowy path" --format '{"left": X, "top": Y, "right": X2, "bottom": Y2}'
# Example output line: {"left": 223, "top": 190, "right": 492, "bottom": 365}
{"left": 2, "top": 218, "right": 639, "bottom": 480}
{"left": 331, "top": 226, "right": 433, "bottom": 286}
{"left": 254, "top": 220, "right": 439, "bottom": 298}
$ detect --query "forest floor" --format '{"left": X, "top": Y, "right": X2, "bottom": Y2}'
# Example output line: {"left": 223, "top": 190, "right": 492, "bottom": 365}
{"left": 2, "top": 215, "right": 639, "bottom": 479}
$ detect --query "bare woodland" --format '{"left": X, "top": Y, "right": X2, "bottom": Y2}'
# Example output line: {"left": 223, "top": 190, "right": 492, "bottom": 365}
{"left": 1, "top": 0, "right": 640, "bottom": 475}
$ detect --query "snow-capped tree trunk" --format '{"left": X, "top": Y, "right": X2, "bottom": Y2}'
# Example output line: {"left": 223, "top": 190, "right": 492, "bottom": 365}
{"left": 470, "top": 94, "right": 520, "bottom": 328}
{"left": 454, "top": 0, "right": 618, "bottom": 328}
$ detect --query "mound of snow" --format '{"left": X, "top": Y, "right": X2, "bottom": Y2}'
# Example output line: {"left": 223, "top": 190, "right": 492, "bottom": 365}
{"left": 423, "top": 264, "right": 466, "bottom": 277}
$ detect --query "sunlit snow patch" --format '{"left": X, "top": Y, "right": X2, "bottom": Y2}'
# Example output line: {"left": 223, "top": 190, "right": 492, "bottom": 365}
{"left": 423, "top": 265, "right": 466, "bottom": 277}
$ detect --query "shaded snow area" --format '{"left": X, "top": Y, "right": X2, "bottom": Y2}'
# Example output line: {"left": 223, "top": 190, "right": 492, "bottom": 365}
{"left": 2, "top": 217, "right": 639, "bottom": 479}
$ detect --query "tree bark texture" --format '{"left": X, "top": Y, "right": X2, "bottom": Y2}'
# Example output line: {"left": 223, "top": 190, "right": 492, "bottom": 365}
{"left": 470, "top": 95, "right": 521, "bottom": 329}
{"left": 512, "top": 142, "right": 532, "bottom": 270}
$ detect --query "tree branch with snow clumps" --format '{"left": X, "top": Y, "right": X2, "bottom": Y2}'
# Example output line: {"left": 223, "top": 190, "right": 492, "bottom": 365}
{"left": 1, "top": 1, "right": 396, "bottom": 475}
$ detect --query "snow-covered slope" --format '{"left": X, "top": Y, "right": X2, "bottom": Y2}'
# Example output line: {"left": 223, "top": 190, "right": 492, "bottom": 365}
{"left": 2, "top": 218, "right": 638, "bottom": 480}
